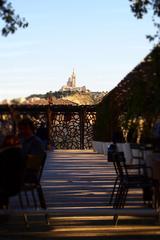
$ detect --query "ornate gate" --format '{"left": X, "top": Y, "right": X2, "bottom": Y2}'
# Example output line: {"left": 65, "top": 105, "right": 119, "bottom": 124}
{"left": 0, "top": 105, "right": 96, "bottom": 149}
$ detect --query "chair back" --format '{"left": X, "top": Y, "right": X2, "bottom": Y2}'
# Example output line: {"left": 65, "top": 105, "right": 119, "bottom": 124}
{"left": 107, "top": 144, "right": 117, "bottom": 161}
{"left": 38, "top": 151, "right": 47, "bottom": 182}
{"left": 112, "top": 152, "right": 128, "bottom": 179}
{"left": 130, "top": 143, "right": 144, "bottom": 165}
{"left": 24, "top": 151, "right": 47, "bottom": 184}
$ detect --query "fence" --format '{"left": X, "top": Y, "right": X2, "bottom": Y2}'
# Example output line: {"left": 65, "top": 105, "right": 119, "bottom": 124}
{"left": 0, "top": 105, "right": 96, "bottom": 149}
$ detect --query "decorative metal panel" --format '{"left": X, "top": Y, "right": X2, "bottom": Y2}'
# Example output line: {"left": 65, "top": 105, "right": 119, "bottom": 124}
{"left": 0, "top": 105, "right": 96, "bottom": 149}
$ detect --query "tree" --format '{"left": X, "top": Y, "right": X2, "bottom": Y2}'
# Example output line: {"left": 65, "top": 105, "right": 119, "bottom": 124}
{"left": 129, "top": 0, "right": 160, "bottom": 42}
{"left": 0, "top": 0, "right": 28, "bottom": 36}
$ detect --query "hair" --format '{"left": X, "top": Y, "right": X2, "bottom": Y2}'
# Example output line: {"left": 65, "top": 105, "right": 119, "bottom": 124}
{"left": 18, "top": 118, "right": 35, "bottom": 132}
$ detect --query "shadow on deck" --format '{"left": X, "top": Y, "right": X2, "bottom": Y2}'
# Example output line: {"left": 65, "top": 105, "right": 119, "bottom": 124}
{"left": 0, "top": 150, "right": 160, "bottom": 239}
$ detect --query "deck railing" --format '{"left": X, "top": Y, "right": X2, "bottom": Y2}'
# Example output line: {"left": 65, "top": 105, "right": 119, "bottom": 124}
{"left": 0, "top": 104, "right": 96, "bottom": 149}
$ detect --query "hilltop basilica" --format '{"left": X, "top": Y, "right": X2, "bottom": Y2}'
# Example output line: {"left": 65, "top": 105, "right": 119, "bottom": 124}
{"left": 59, "top": 70, "right": 86, "bottom": 92}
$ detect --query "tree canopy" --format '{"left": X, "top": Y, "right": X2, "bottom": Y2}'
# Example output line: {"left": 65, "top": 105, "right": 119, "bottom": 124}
{"left": 0, "top": 1, "right": 159, "bottom": 39}
{"left": 129, "top": 0, "right": 160, "bottom": 42}
{"left": 0, "top": 0, "right": 28, "bottom": 36}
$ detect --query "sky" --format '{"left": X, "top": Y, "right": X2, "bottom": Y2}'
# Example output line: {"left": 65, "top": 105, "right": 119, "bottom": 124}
{"left": 0, "top": 0, "right": 156, "bottom": 100}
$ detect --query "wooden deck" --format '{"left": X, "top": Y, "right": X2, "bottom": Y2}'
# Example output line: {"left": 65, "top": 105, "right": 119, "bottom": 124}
{"left": 0, "top": 149, "right": 160, "bottom": 240}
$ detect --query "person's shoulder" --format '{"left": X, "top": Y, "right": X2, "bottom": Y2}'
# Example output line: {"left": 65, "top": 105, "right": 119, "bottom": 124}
{"left": 31, "top": 135, "right": 43, "bottom": 144}
{"left": 31, "top": 135, "right": 45, "bottom": 151}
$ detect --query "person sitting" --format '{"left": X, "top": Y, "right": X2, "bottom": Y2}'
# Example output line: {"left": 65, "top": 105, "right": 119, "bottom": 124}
{"left": 36, "top": 124, "right": 49, "bottom": 150}
{"left": 0, "top": 135, "right": 25, "bottom": 208}
{"left": 18, "top": 118, "right": 46, "bottom": 183}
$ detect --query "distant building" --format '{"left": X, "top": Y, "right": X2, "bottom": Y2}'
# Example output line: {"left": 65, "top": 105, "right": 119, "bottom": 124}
{"left": 59, "top": 70, "right": 86, "bottom": 92}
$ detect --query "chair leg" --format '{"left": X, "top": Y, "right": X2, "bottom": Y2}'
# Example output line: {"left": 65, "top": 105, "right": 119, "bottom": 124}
{"left": 18, "top": 193, "right": 24, "bottom": 208}
{"left": 120, "top": 186, "right": 128, "bottom": 209}
{"left": 113, "top": 183, "right": 128, "bottom": 225}
{"left": 113, "top": 181, "right": 124, "bottom": 208}
{"left": 31, "top": 189, "right": 38, "bottom": 209}
{"left": 25, "top": 191, "right": 30, "bottom": 207}
{"left": 109, "top": 176, "right": 119, "bottom": 204}
{"left": 18, "top": 193, "right": 30, "bottom": 228}
{"left": 113, "top": 214, "right": 119, "bottom": 225}
{"left": 36, "top": 185, "right": 49, "bottom": 225}
{"left": 113, "top": 183, "right": 123, "bottom": 225}
{"left": 36, "top": 185, "right": 46, "bottom": 209}
{"left": 24, "top": 213, "right": 30, "bottom": 228}
{"left": 153, "top": 183, "right": 159, "bottom": 209}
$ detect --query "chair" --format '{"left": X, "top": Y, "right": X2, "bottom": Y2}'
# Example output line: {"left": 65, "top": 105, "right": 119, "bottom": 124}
{"left": 109, "top": 150, "right": 147, "bottom": 205}
{"left": 18, "top": 152, "right": 49, "bottom": 227}
{"left": 112, "top": 152, "right": 159, "bottom": 225}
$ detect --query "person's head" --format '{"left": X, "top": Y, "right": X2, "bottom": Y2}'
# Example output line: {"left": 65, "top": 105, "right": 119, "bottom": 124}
{"left": 18, "top": 118, "right": 35, "bottom": 139}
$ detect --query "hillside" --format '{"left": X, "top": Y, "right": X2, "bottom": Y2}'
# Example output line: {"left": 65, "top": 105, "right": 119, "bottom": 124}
{"left": 27, "top": 90, "right": 107, "bottom": 105}
{"left": 63, "top": 92, "right": 95, "bottom": 105}
{"left": 0, "top": 90, "right": 107, "bottom": 105}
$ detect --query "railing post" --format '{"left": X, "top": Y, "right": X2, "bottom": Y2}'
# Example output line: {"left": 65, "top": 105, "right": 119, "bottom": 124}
{"left": 47, "top": 105, "right": 52, "bottom": 149}
{"left": 10, "top": 106, "right": 17, "bottom": 135}
{"left": 80, "top": 108, "right": 85, "bottom": 149}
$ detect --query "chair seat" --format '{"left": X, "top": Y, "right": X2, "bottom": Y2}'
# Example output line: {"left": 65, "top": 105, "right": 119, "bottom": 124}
{"left": 21, "top": 182, "right": 39, "bottom": 190}
{"left": 123, "top": 175, "right": 155, "bottom": 187}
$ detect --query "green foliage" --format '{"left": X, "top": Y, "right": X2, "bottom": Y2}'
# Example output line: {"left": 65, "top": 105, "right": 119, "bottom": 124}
{"left": 93, "top": 93, "right": 121, "bottom": 142}
{"left": 0, "top": 0, "right": 28, "bottom": 36}
{"left": 127, "top": 45, "right": 160, "bottom": 118}
{"left": 129, "top": 0, "right": 160, "bottom": 42}
{"left": 93, "top": 100, "right": 109, "bottom": 141}
{"left": 94, "top": 45, "right": 160, "bottom": 143}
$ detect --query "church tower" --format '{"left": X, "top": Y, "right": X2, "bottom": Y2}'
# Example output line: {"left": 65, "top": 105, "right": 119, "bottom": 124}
{"left": 59, "top": 69, "right": 86, "bottom": 92}
{"left": 66, "top": 69, "right": 76, "bottom": 88}
{"left": 71, "top": 69, "right": 76, "bottom": 88}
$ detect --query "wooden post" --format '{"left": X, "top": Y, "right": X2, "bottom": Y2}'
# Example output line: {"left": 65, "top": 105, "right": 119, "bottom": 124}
{"left": 80, "top": 108, "right": 84, "bottom": 149}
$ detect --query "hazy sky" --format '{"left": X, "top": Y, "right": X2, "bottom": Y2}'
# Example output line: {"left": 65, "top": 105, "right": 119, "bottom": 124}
{"left": 0, "top": 0, "right": 155, "bottom": 100}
